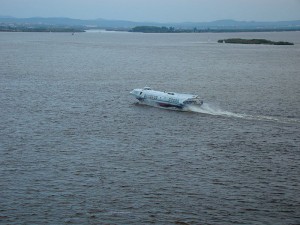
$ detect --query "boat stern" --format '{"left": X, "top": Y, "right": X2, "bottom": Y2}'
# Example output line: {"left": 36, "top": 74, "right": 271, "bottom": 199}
{"left": 183, "top": 96, "right": 203, "bottom": 106}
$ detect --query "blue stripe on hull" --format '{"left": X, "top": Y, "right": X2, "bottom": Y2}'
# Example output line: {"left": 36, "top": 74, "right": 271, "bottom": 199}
{"left": 139, "top": 98, "right": 184, "bottom": 109}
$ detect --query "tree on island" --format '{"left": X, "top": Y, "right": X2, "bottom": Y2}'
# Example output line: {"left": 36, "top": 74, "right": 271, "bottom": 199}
{"left": 218, "top": 38, "right": 294, "bottom": 45}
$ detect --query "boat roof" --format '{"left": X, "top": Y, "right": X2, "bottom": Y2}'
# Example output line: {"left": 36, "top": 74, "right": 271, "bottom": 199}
{"left": 141, "top": 88, "right": 199, "bottom": 100}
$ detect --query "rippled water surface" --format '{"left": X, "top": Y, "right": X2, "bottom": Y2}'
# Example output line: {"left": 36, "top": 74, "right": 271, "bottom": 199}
{"left": 1, "top": 31, "right": 300, "bottom": 224}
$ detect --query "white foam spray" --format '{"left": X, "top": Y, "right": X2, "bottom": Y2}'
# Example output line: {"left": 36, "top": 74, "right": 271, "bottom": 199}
{"left": 135, "top": 101, "right": 299, "bottom": 124}
{"left": 186, "top": 103, "right": 245, "bottom": 118}
{"left": 186, "top": 103, "right": 300, "bottom": 124}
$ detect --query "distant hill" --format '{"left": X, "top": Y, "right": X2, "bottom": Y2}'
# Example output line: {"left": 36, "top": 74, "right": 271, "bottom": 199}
{"left": 0, "top": 16, "right": 157, "bottom": 28}
{"left": 1, "top": 16, "right": 300, "bottom": 31}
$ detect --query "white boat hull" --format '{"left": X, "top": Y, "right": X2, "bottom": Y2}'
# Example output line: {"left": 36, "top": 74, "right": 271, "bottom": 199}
{"left": 130, "top": 87, "right": 203, "bottom": 109}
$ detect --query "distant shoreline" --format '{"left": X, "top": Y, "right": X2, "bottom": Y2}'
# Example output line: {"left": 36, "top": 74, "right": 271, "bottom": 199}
{"left": 1, "top": 22, "right": 300, "bottom": 33}
{"left": 0, "top": 26, "right": 85, "bottom": 33}
{"left": 1, "top": 17, "right": 300, "bottom": 33}
{"left": 129, "top": 26, "right": 300, "bottom": 33}
{"left": 1, "top": 27, "right": 300, "bottom": 33}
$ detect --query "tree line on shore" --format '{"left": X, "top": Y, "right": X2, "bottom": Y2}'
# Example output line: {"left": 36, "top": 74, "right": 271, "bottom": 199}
{"left": 129, "top": 26, "right": 300, "bottom": 33}
{"left": 1, "top": 24, "right": 299, "bottom": 36}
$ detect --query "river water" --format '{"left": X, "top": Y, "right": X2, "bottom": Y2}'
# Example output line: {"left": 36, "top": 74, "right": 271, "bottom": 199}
{"left": 0, "top": 31, "right": 300, "bottom": 224}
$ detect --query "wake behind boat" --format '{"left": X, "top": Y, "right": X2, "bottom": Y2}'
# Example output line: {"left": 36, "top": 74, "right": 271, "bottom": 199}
{"left": 130, "top": 87, "right": 203, "bottom": 109}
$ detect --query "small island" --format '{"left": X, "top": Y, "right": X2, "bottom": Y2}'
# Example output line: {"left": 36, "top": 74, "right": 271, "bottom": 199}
{"left": 218, "top": 38, "right": 294, "bottom": 45}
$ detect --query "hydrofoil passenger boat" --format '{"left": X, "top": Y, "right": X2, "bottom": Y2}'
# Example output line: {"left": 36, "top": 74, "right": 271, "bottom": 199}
{"left": 130, "top": 87, "right": 203, "bottom": 109}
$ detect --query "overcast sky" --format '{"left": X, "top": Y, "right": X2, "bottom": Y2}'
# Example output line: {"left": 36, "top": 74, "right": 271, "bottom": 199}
{"left": 1, "top": 0, "right": 300, "bottom": 22}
